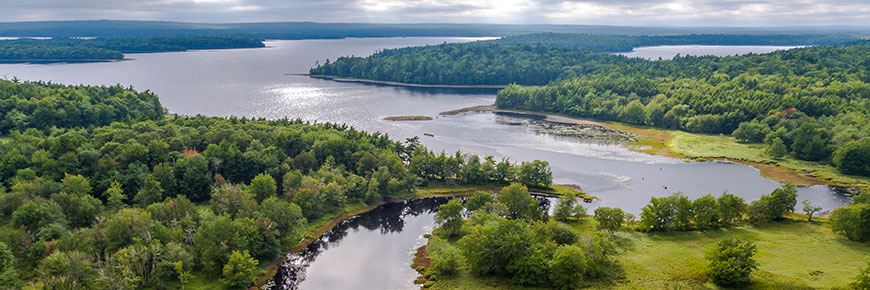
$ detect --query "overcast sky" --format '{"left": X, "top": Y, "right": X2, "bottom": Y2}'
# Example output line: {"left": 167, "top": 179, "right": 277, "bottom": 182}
{"left": 2, "top": 0, "right": 869, "bottom": 26}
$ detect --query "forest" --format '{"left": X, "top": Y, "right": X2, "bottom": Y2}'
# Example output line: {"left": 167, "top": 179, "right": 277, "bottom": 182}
{"left": 0, "top": 36, "right": 265, "bottom": 62}
{"left": 495, "top": 41, "right": 870, "bottom": 176}
{"left": 0, "top": 80, "right": 555, "bottom": 289}
{"left": 312, "top": 36, "right": 870, "bottom": 178}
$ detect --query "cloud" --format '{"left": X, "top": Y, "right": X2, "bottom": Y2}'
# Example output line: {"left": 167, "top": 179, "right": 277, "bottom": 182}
{"left": 0, "top": 0, "right": 868, "bottom": 26}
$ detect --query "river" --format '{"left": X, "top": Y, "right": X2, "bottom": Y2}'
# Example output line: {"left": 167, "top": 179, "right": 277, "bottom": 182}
{"left": 0, "top": 38, "right": 850, "bottom": 290}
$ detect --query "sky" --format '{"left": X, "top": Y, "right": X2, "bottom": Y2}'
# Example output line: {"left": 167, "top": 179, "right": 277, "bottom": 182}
{"left": 2, "top": 0, "right": 869, "bottom": 26}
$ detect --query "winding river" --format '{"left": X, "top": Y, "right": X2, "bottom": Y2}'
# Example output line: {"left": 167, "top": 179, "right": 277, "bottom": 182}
{"left": 0, "top": 37, "right": 850, "bottom": 290}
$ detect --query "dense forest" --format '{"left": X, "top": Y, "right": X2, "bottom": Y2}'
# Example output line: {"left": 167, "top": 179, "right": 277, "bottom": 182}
{"left": 310, "top": 44, "right": 640, "bottom": 85}
{"left": 309, "top": 33, "right": 856, "bottom": 86}
{"left": 496, "top": 41, "right": 870, "bottom": 176}
{"left": 0, "top": 36, "right": 264, "bottom": 62}
{"left": 312, "top": 37, "right": 870, "bottom": 177}
{"left": 0, "top": 81, "right": 555, "bottom": 289}
{"left": 0, "top": 79, "right": 164, "bottom": 132}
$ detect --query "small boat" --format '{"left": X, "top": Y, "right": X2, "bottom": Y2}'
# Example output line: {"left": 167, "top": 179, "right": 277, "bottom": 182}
{"left": 423, "top": 133, "right": 435, "bottom": 137}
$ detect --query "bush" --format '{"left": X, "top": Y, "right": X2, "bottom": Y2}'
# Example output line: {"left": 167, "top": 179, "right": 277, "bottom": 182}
{"left": 548, "top": 245, "right": 587, "bottom": 290}
{"left": 426, "top": 241, "right": 461, "bottom": 280}
{"left": 750, "top": 184, "right": 797, "bottom": 221}
{"left": 594, "top": 207, "right": 627, "bottom": 232}
{"left": 830, "top": 203, "right": 870, "bottom": 242}
{"left": 553, "top": 194, "right": 585, "bottom": 222}
{"left": 706, "top": 238, "right": 758, "bottom": 286}
{"left": 833, "top": 138, "right": 870, "bottom": 176}
{"left": 855, "top": 263, "right": 870, "bottom": 290}
{"left": 221, "top": 250, "right": 258, "bottom": 288}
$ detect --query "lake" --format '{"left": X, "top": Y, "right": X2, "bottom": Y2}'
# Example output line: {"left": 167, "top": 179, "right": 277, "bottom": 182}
{"left": 617, "top": 45, "right": 804, "bottom": 60}
{"left": 0, "top": 39, "right": 849, "bottom": 290}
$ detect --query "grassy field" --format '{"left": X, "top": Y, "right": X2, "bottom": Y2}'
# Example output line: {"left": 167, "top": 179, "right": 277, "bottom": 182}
{"left": 425, "top": 217, "right": 870, "bottom": 290}
{"left": 667, "top": 131, "right": 870, "bottom": 188}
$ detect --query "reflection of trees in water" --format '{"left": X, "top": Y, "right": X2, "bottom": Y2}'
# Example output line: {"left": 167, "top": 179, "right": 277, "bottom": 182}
{"left": 269, "top": 197, "right": 450, "bottom": 290}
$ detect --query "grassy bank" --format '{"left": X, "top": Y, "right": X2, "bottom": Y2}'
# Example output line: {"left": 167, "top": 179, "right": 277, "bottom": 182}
{"left": 422, "top": 217, "right": 870, "bottom": 290}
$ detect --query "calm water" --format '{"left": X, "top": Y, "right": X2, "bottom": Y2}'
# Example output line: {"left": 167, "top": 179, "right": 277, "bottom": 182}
{"left": 0, "top": 39, "right": 850, "bottom": 290}
{"left": 617, "top": 45, "right": 803, "bottom": 60}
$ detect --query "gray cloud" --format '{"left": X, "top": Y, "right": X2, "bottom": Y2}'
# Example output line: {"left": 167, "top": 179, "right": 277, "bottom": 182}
{"left": 1, "top": 0, "right": 868, "bottom": 26}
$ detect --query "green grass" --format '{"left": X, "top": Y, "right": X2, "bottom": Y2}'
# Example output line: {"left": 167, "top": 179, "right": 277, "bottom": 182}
{"left": 426, "top": 217, "right": 870, "bottom": 290}
{"left": 668, "top": 131, "right": 870, "bottom": 187}
{"left": 0, "top": 135, "right": 10, "bottom": 144}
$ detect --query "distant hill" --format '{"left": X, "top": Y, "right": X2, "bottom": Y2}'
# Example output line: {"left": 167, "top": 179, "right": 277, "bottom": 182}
{"left": 0, "top": 20, "right": 867, "bottom": 39}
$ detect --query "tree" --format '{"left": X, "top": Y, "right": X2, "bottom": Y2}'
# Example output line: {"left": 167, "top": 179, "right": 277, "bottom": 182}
{"left": 618, "top": 100, "right": 646, "bottom": 125}
{"left": 457, "top": 219, "right": 535, "bottom": 275}
{"left": 134, "top": 174, "right": 164, "bottom": 207}
{"left": 434, "top": 199, "right": 464, "bottom": 237}
{"left": 802, "top": 200, "right": 822, "bottom": 222}
{"left": 790, "top": 123, "right": 830, "bottom": 162}
{"left": 517, "top": 160, "right": 552, "bottom": 188}
{"left": 833, "top": 138, "right": 870, "bottom": 176}
{"left": 830, "top": 203, "right": 870, "bottom": 242}
{"left": 693, "top": 194, "right": 720, "bottom": 230}
{"left": 706, "top": 238, "right": 758, "bottom": 286}
{"left": 718, "top": 192, "right": 747, "bottom": 226}
{"left": 0, "top": 242, "right": 18, "bottom": 289}
{"left": 106, "top": 181, "right": 127, "bottom": 210}
{"left": 548, "top": 245, "right": 587, "bottom": 290}
{"left": 211, "top": 183, "right": 257, "bottom": 219}
{"left": 464, "top": 191, "right": 496, "bottom": 213}
{"left": 553, "top": 194, "right": 585, "bottom": 222}
{"left": 175, "top": 154, "right": 212, "bottom": 202}
{"left": 53, "top": 192, "right": 103, "bottom": 228}
{"left": 258, "top": 197, "right": 305, "bottom": 238}
{"left": 12, "top": 199, "right": 66, "bottom": 232}
{"left": 221, "top": 250, "right": 258, "bottom": 289}
{"left": 61, "top": 173, "right": 92, "bottom": 196}
{"left": 594, "top": 207, "right": 627, "bottom": 232}
{"left": 249, "top": 173, "right": 277, "bottom": 201}
{"left": 39, "top": 251, "right": 98, "bottom": 288}
{"left": 767, "top": 137, "right": 788, "bottom": 159}
{"left": 750, "top": 184, "right": 797, "bottom": 221}
{"left": 497, "top": 183, "right": 538, "bottom": 220}
{"left": 732, "top": 120, "right": 770, "bottom": 143}
{"left": 174, "top": 261, "right": 194, "bottom": 290}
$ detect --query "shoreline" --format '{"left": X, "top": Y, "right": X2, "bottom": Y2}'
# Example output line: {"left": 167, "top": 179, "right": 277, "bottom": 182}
{"left": 443, "top": 105, "right": 869, "bottom": 189}
{"left": 252, "top": 183, "right": 588, "bottom": 289}
{"left": 305, "top": 74, "right": 508, "bottom": 89}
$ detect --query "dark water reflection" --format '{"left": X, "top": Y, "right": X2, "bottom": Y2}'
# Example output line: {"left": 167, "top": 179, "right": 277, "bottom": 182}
{"left": 269, "top": 197, "right": 452, "bottom": 290}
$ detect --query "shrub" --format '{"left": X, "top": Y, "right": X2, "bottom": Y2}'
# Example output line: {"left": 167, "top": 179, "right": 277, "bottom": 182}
{"left": 594, "top": 207, "right": 627, "bottom": 232}
{"left": 706, "top": 238, "right": 758, "bottom": 286}
{"left": 830, "top": 203, "right": 870, "bottom": 242}
{"left": 750, "top": 184, "right": 797, "bottom": 221}
{"left": 548, "top": 245, "right": 587, "bottom": 290}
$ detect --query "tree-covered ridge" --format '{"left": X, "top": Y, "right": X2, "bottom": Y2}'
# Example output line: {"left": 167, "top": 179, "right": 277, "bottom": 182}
{"left": 309, "top": 33, "right": 856, "bottom": 86}
{"left": 493, "top": 33, "right": 855, "bottom": 52}
{"left": 0, "top": 36, "right": 265, "bottom": 62}
{"left": 310, "top": 43, "right": 641, "bottom": 86}
{"left": 0, "top": 79, "right": 165, "bottom": 133}
{"left": 496, "top": 41, "right": 870, "bottom": 175}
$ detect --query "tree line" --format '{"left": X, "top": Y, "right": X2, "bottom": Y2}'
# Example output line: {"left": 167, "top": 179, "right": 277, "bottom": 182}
{"left": 0, "top": 81, "right": 554, "bottom": 289}
{"left": 0, "top": 36, "right": 265, "bottom": 62}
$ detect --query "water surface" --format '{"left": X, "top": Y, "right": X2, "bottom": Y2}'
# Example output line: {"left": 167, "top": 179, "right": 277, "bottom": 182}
{"left": 617, "top": 45, "right": 803, "bottom": 60}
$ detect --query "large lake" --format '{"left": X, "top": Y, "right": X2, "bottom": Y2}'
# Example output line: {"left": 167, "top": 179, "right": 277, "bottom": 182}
{"left": 0, "top": 38, "right": 850, "bottom": 290}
